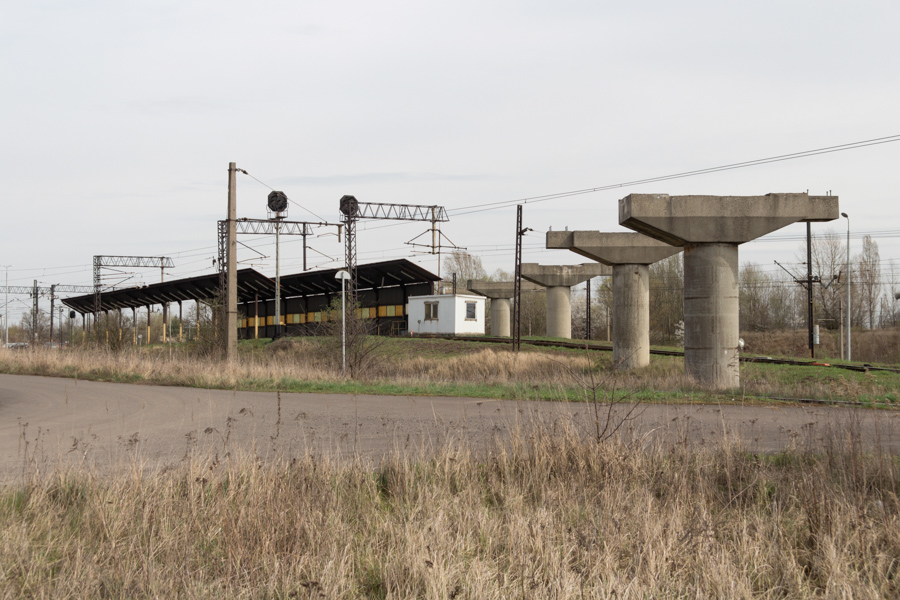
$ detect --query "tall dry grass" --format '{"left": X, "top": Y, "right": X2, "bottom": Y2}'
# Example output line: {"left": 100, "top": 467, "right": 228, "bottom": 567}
{"left": 1, "top": 422, "right": 898, "bottom": 598}
{"left": 4, "top": 339, "right": 898, "bottom": 403}
{"left": 0, "top": 342, "right": 698, "bottom": 396}
{"left": 742, "top": 327, "right": 900, "bottom": 364}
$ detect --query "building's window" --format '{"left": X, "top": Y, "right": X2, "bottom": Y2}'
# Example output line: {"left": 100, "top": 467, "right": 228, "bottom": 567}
{"left": 466, "top": 302, "right": 477, "bottom": 320}
{"left": 425, "top": 301, "right": 439, "bottom": 321}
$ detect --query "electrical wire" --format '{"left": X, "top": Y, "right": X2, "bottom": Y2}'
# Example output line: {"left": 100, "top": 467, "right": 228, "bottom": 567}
{"left": 238, "top": 169, "right": 331, "bottom": 223}
{"left": 445, "top": 134, "right": 900, "bottom": 217}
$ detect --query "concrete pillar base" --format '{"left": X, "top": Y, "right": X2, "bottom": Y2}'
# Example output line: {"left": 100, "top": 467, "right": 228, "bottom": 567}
{"left": 490, "top": 298, "right": 511, "bottom": 337}
{"left": 546, "top": 286, "right": 571, "bottom": 339}
{"left": 684, "top": 243, "right": 740, "bottom": 389}
{"left": 612, "top": 263, "right": 650, "bottom": 370}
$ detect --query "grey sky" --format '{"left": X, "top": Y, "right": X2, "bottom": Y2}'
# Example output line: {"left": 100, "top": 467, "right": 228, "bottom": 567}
{"left": 2, "top": 1, "right": 899, "bottom": 323}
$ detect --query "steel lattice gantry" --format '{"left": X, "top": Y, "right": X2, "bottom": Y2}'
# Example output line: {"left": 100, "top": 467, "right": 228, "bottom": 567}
{"left": 1, "top": 282, "right": 96, "bottom": 346}
{"left": 338, "top": 196, "right": 448, "bottom": 304}
{"left": 216, "top": 218, "right": 341, "bottom": 325}
{"left": 93, "top": 255, "right": 175, "bottom": 323}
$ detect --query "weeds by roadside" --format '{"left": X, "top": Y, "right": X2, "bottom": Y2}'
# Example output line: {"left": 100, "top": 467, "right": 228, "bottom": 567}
{"left": 2, "top": 340, "right": 900, "bottom": 405}
{"left": 1, "top": 420, "right": 898, "bottom": 598}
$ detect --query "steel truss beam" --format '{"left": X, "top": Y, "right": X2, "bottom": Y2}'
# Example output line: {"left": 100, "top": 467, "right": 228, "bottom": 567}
{"left": 355, "top": 203, "right": 448, "bottom": 222}
{"left": 0, "top": 284, "right": 94, "bottom": 295}
{"left": 93, "top": 255, "right": 175, "bottom": 332}
{"left": 340, "top": 198, "right": 449, "bottom": 304}
{"left": 217, "top": 218, "right": 342, "bottom": 320}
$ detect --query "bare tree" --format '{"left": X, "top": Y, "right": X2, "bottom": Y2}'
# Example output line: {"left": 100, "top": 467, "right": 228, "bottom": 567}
{"left": 19, "top": 309, "right": 49, "bottom": 345}
{"left": 809, "top": 229, "right": 845, "bottom": 328}
{"left": 649, "top": 254, "right": 683, "bottom": 344}
{"left": 880, "top": 259, "right": 899, "bottom": 328}
{"left": 856, "top": 235, "right": 881, "bottom": 329}
{"left": 442, "top": 251, "right": 486, "bottom": 289}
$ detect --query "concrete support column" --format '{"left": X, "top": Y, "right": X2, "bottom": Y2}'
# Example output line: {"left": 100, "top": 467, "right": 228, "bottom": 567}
{"left": 612, "top": 263, "right": 650, "bottom": 369}
{"left": 546, "top": 286, "right": 571, "bottom": 339}
{"left": 683, "top": 243, "right": 740, "bottom": 388}
{"left": 490, "top": 298, "right": 511, "bottom": 337}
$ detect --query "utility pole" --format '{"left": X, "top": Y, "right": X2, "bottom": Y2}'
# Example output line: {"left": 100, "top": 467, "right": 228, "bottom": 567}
{"left": 49, "top": 285, "right": 56, "bottom": 344}
{"left": 2, "top": 265, "right": 9, "bottom": 347}
{"left": 226, "top": 162, "right": 238, "bottom": 361}
{"left": 274, "top": 218, "right": 282, "bottom": 338}
{"left": 32, "top": 280, "right": 38, "bottom": 347}
{"left": 807, "top": 222, "right": 814, "bottom": 358}
{"left": 585, "top": 279, "right": 592, "bottom": 340}
{"left": 512, "top": 205, "right": 531, "bottom": 352}
{"left": 842, "top": 212, "right": 851, "bottom": 361}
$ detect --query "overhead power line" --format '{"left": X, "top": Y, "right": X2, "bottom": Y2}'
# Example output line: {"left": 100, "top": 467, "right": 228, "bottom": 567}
{"left": 447, "top": 134, "right": 900, "bottom": 217}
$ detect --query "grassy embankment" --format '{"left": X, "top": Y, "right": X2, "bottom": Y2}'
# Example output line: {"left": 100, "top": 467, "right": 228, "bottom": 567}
{"left": 1, "top": 421, "right": 898, "bottom": 598}
{"left": 2, "top": 335, "right": 899, "bottom": 406}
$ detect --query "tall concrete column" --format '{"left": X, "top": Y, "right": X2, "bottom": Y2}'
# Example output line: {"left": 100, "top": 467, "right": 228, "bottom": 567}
{"left": 683, "top": 243, "right": 739, "bottom": 387}
{"left": 613, "top": 263, "right": 650, "bottom": 369}
{"left": 467, "top": 280, "right": 540, "bottom": 337}
{"left": 547, "top": 231, "right": 681, "bottom": 370}
{"left": 491, "top": 298, "right": 511, "bottom": 337}
{"left": 520, "top": 263, "right": 610, "bottom": 339}
{"left": 620, "top": 192, "right": 839, "bottom": 389}
{"left": 545, "top": 286, "right": 572, "bottom": 338}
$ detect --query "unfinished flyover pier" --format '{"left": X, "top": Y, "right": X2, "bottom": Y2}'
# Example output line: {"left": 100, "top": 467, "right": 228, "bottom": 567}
{"left": 466, "top": 280, "right": 541, "bottom": 337}
{"left": 520, "top": 263, "right": 610, "bottom": 339}
{"left": 547, "top": 231, "right": 682, "bottom": 370}
{"left": 619, "top": 192, "right": 839, "bottom": 389}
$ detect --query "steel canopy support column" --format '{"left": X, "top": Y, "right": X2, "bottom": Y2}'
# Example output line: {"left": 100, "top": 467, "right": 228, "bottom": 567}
{"left": 683, "top": 243, "right": 740, "bottom": 389}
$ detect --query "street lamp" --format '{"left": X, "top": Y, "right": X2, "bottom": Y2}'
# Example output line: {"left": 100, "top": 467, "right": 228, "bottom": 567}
{"left": 335, "top": 269, "right": 351, "bottom": 376}
{"left": 841, "top": 212, "right": 851, "bottom": 362}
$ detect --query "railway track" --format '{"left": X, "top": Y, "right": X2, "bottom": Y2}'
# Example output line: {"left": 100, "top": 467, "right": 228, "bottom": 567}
{"left": 420, "top": 334, "right": 900, "bottom": 374}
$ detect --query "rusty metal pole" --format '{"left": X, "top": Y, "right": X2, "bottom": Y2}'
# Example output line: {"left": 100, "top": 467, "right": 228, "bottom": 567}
{"left": 807, "top": 222, "right": 814, "bottom": 358}
{"left": 32, "top": 280, "right": 38, "bottom": 347}
{"left": 226, "top": 163, "right": 238, "bottom": 360}
{"left": 49, "top": 285, "right": 55, "bottom": 344}
{"left": 585, "top": 279, "right": 591, "bottom": 340}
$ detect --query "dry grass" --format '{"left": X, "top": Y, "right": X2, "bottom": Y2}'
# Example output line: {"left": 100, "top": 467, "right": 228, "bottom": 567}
{"left": 0, "top": 341, "right": 696, "bottom": 396}
{"left": 2, "top": 420, "right": 899, "bottom": 598}
{"left": 742, "top": 327, "right": 900, "bottom": 365}
{"left": 4, "top": 338, "right": 900, "bottom": 404}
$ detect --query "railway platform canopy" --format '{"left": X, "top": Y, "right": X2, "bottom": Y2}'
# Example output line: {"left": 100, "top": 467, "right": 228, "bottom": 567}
{"left": 61, "top": 259, "right": 440, "bottom": 321}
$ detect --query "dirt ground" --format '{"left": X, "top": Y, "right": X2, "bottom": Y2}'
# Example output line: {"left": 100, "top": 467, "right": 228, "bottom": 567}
{"left": 1, "top": 373, "right": 899, "bottom": 483}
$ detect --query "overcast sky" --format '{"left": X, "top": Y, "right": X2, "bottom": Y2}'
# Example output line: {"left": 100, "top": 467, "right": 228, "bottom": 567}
{"left": 2, "top": 0, "right": 899, "bottom": 323}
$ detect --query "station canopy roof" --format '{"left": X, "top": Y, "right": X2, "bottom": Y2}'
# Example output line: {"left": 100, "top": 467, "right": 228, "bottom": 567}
{"left": 61, "top": 259, "right": 440, "bottom": 314}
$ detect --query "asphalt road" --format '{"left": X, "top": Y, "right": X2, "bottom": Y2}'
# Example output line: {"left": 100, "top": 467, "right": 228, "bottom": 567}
{"left": 1, "top": 373, "right": 898, "bottom": 482}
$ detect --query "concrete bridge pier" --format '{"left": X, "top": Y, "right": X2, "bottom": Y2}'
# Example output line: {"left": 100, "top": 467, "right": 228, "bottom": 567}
{"left": 467, "top": 280, "right": 541, "bottom": 337}
{"left": 620, "top": 192, "right": 839, "bottom": 389}
{"left": 547, "top": 231, "right": 681, "bottom": 370}
{"left": 682, "top": 243, "right": 740, "bottom": 387}
{"left": 520, "top": 263, "right": 610, "bottom": 339}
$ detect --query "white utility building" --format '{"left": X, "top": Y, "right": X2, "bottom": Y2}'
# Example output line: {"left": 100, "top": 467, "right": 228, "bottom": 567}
{"left": 407, "top": 293, "right": 485, "bottom": 336}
